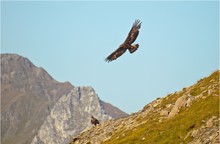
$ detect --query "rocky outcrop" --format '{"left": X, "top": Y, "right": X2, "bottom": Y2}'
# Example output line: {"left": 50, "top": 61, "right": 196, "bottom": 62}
{"left": 167, "top": 95, "right": 188, "bottom": 118}
{"left": 186, "top": 116, "right": 219, "bottom": 144}
{"left": 1, "top": 54, "right": 128, "bottom": 144}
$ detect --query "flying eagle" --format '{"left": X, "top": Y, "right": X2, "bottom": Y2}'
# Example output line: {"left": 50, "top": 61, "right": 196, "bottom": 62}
{"left": 91, "top": 116, "right": 99, "bottom": 126}
{"left": 105, "top": 19, "right": 142, "bottom": 62}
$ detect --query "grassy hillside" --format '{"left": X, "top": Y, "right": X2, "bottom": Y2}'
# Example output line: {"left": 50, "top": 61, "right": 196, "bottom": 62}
{"left": 104, "top": 71, "right": 219, "bottom": 144}
{"left": 104, "top": 95, "right": 218, "bottom": 144}
{"left": 70, "top": 70, "right": 219, "bottom": 144}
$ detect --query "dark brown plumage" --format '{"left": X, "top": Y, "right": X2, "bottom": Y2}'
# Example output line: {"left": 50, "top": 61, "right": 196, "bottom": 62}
{"left": 91, "top": 116, "right": 99, "bottom": 126}
{"left": 105, "top": 19, "right": 142, "bottom": 62}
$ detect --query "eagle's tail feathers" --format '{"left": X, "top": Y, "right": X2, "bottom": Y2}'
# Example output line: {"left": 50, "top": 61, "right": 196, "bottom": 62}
{"left": 129, "top": 44, "right": 139, "bottom": 53}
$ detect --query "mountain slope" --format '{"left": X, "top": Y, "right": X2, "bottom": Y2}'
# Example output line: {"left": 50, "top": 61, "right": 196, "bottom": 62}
{"left": 70, "top": 70, "right": 219, "bottom": 144}
{"left": 1, "top": 54, "right": 128, "bottom": 144}
{"left": 1, "top": 54, "right": 74, "bottom": 144}
{"left": 100, "top": 101, "right": 128, "bottom": 119}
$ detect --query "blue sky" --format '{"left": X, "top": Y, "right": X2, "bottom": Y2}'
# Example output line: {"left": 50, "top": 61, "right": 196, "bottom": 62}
{"left": 1, "top": 1, "right": 219, "bottom": 114}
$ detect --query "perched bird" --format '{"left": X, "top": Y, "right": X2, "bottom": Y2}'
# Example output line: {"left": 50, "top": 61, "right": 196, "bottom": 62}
{"left": 91, "top": 116, "right": 99, "bottom": 126}
{"left": 105, "top": 19, "right": 142, "bottom": 62}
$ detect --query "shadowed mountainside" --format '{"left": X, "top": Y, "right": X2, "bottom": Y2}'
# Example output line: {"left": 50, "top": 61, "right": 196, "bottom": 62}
{"left": 1, "top": 54, "right": 73, "bottom": 144}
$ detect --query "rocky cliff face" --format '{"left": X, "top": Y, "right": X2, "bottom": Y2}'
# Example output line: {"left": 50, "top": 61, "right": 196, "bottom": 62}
{"left": 1, "top": 54, "right": 128, "bottom": 144}
{"left": 31, "top": 87, "right": 111, "bottom": 144}
{"left": 70, "top": 71, "right": 219, "bottom": 144}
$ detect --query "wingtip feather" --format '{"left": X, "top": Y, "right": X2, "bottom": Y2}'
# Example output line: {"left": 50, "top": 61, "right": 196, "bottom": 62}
{"left": 133, "top": 19, "right": 142, "bottom": 28}
{"left": 105, "top": 57, "right": 111, "bottom": 63}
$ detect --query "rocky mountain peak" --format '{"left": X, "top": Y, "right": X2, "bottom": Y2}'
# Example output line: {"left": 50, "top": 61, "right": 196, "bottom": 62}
{"left": 1, "top": 54, "right": 127, "bottom": 144}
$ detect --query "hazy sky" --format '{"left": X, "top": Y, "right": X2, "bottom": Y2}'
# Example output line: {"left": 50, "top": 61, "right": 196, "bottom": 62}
{"left": 1, "top": 1, "right": 219, "bottom": 113}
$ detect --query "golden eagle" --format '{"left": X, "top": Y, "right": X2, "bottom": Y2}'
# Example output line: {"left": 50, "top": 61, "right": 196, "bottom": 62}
{"left": 91, "top": 116, "right": 99, "bottom": 126}
{"left": 105, "top": 19, "right": 142, "bottom": 62}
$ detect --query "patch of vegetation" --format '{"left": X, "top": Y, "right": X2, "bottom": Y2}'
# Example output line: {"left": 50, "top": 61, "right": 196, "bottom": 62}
{"left": 159, "top": 93, "right": 179, "bottom": 108}
{"left": 104, "top": 96, "right": 219, "bottom": 144}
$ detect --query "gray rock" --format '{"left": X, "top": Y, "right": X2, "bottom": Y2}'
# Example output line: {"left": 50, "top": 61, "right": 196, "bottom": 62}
{"left": 206, "top": 116, "right": 217, "bottom": 128}
{"left": 159, "top": 109, "right": 169, "bottom": 117}
{"left": 168, "top": 95, "right": 187, "bottom": 118}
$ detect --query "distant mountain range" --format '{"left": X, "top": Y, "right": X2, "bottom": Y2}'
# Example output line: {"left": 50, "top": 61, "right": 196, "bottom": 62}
{"left": 70, "top": 70, "right": 219, "bottom": 144}
{"left": 1, "top": 54, "right": 128, "bottom": 144}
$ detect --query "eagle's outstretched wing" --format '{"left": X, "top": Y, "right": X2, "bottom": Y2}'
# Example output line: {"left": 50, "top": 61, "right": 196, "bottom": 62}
{"left": 105, "top": 46, "right": 127, "bottom": 62}
{"left": 124, "top": 19, "right": 141, "bottom": 45}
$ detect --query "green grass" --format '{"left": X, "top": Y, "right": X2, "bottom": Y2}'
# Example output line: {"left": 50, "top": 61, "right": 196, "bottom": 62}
{"left": 104, "top": 96, "right": 219, "bottom": 144}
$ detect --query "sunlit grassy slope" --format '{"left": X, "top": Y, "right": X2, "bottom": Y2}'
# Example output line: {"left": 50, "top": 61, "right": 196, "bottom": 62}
{"left": 103, "top": 71, "right": 219, "bottom": 144}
